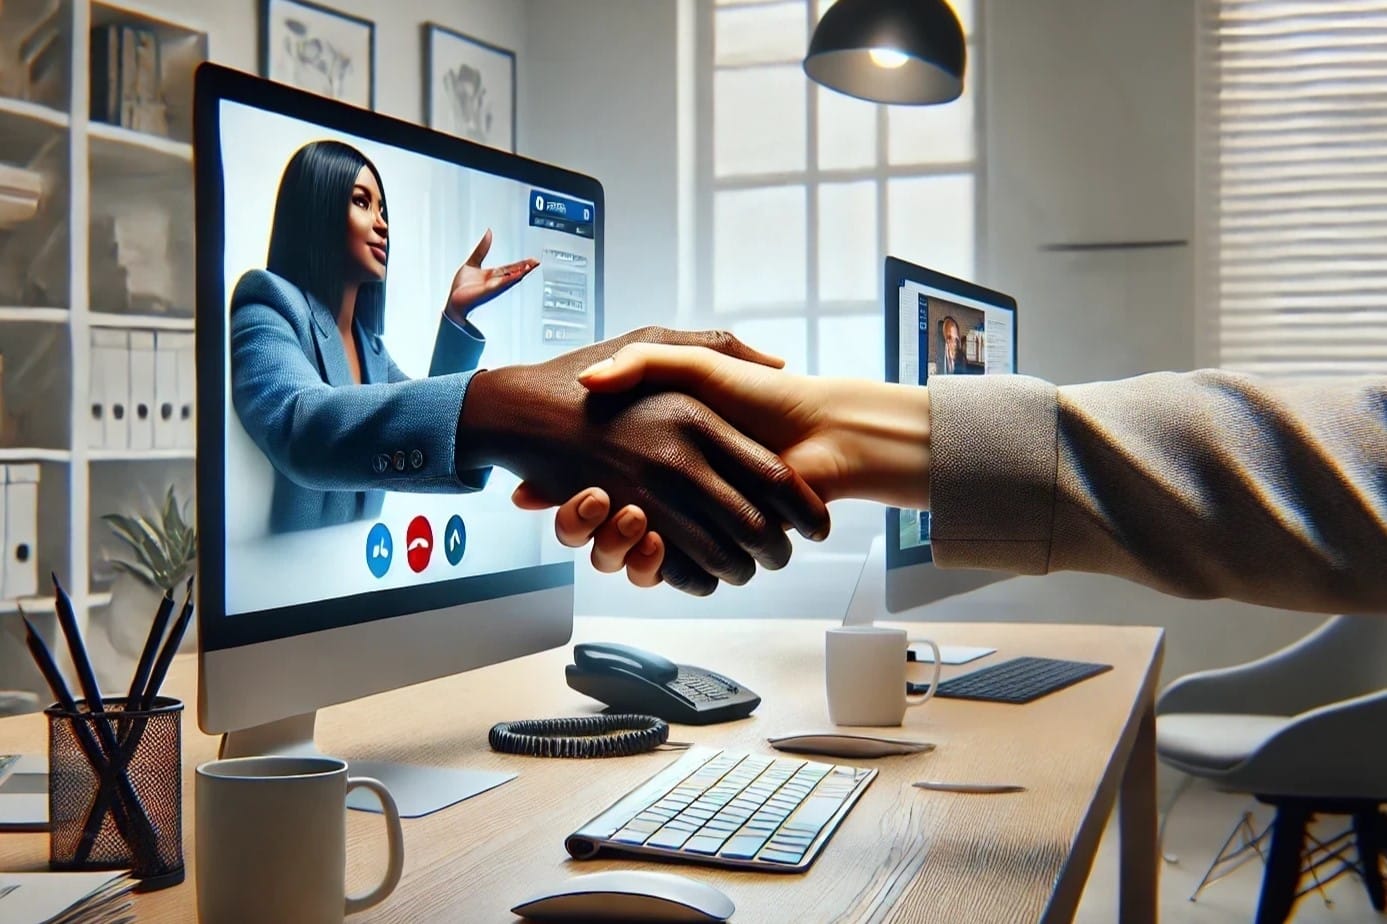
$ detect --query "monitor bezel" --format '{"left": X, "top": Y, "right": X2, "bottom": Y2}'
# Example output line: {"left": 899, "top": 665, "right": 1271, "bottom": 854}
{"left": 194, "top": 63, "right": 602, "bottom": 653}
{"left": 883, "top": 255, "right": 1018, "bottom": 572}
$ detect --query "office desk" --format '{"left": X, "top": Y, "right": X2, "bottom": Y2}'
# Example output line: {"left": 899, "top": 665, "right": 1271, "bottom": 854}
{"left": 0, "top": 618, "right": 1162, "bottom": 923}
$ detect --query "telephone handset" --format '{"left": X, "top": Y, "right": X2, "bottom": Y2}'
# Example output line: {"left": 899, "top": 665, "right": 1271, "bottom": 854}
{"left": 565, "top": 642, "right": 761, "bottom": 726}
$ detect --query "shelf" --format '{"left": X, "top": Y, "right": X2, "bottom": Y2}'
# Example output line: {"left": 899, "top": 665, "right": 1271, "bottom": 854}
{"left": 89, "top": 448, "right": 194, "bottom": 462}
{"left": 0, "top": 306, "right": 68, "bottom": 323}
{"left": 88, "top": 591, "right": 113, "bottom": 608}
{"left": 0, "top": 447, "right": 71, "bottom": 462}
{"left": 88, "top": 121, "right": 192, "bottom": 177}
{"left": 0, "top": 97, "right": 69, "bottom": 130}
{"left": 89, "top": 311, "right": 193, "bottom": 330}
{"left": 0, "top": 596, "right": 56, "bottom": 615}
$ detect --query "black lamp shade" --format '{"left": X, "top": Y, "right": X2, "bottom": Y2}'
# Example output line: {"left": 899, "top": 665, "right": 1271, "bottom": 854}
{"left": 803, "top": 0, "right": 966, "bottom": 105}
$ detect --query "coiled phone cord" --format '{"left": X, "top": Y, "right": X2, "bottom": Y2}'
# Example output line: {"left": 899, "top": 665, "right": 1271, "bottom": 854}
{"left": 489, "top": 714, "right": 671, "bottom": 758}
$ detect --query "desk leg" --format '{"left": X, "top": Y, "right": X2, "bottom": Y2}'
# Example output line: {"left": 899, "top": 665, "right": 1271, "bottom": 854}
{"left": 1119, "top": 704, "right": 1158, "bottom": 923}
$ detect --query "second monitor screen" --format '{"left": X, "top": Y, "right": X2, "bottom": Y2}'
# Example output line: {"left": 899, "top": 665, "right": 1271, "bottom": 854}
{"left": 895, "top": 278, "right": 1015, "bottom": 553}
{"left": 217, "top": 99, "right": 597, "bottom": 617}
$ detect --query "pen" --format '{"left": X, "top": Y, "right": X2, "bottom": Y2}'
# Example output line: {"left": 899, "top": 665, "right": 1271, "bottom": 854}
{"left": 912, "top": 781, "right": 1027, "bottom": 794}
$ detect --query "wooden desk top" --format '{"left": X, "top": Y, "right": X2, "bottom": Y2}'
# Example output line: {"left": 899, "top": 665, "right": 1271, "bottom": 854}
{"left": 0, "top": 618, "right": 1162, "bottom": 923}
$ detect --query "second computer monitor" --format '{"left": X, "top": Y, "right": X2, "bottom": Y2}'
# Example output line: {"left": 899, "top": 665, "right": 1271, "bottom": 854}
{"left": 883, "top": 256, "right": 1017, "bottom": 613}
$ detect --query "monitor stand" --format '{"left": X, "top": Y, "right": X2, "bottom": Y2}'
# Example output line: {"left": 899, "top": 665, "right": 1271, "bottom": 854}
{"left": 219, "top": 712, "right": 515, "bottom": 818}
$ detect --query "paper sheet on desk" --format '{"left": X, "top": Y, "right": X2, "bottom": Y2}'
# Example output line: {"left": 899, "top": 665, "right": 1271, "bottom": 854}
{"left": 907, "top": 644, "right": 996, "bottom": 665}
{"left": 0, "top": 754, "right": 47, "bottom": 829}
{"left": 0, "top": 871, "right": 135, "bottom": 924}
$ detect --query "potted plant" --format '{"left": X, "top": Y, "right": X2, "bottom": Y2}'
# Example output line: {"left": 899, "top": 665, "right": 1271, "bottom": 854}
{"left": 102, "top": 485, "right": 197, "bottom": 656}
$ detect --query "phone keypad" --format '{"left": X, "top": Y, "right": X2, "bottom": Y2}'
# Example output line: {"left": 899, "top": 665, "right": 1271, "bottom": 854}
{"left": 672, "top": 668, "right": 737, "bottom": 702}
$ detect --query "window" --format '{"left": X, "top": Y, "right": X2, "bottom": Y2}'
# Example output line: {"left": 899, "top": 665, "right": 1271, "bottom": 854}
{"left": 1197, "top": 0, "right": 1387, "bottom": 377}
{"left": 695, "top": 0, "right": 979, "bottom": 379}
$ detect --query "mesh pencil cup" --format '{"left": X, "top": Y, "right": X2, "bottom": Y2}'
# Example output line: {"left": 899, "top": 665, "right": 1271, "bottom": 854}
{"left": 46, "top": 696, "right": 184, "bottom": 891}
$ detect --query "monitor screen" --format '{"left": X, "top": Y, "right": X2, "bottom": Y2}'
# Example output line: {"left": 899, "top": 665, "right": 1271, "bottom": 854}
{"left": 883, "top": 257, "right": 1016, "bottom": 570}
{"left": 196, "top": 74, "right": 602, "bottom": 652}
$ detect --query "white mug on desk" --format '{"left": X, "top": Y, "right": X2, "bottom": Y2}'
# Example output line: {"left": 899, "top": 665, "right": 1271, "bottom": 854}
{"left": 196, "top": 755, "right": 404, "bottom": 924}
{"left": 826, "top": 627, "right": 943, "bottom": 726}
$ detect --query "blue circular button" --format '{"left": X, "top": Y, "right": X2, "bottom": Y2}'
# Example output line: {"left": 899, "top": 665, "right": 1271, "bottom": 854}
{"left": 444, "top": 515, "right": 466, "bottom": 566}
{"left": 366, "top": 522, "right": 393, "bottom": 578}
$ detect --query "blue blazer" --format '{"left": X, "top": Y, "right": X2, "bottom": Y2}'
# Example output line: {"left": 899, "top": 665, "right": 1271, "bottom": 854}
{"left": 230, "top": 269, "right": 492, "bottom": 533}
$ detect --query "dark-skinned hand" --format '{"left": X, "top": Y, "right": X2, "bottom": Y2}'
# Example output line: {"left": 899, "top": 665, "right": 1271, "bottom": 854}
{"left": 457, "top": 327, "right": 831, "bottom": 595}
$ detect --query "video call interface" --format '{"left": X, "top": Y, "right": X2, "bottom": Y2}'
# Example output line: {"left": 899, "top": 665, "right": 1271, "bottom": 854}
{"left": 217, "top": 100, "right": 597, "bottom": 617}
{"left": 895, "top": 279, "right": 1015, "bottom": 553}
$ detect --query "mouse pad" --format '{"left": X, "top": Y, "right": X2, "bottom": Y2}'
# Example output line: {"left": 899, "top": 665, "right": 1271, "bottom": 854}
{"left": 907, "top": 644, "right": 995, "bottom": 665}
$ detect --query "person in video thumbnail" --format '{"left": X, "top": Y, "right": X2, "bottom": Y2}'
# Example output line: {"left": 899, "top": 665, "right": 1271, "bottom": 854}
{"left": 936, "top": 315, "right": 967, "bottom": 375}
{"left": 230, "top": 139, "right": 558, "bottom": 533}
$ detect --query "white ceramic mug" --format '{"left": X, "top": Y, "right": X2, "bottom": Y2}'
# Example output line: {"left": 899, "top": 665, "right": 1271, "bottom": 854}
{"left": 196, "top": 755, "right": 404, "bottom": 924}
{"left": 825, "top": 626, "right": 943, "bottom": 726}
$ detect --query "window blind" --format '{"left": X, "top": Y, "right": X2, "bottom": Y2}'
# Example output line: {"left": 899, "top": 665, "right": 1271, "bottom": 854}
{"left": 1198, "top": 0, "right": 1387, "bottom": 376}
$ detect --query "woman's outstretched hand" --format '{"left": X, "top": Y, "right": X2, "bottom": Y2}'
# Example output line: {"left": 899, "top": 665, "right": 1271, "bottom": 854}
{"left": 444, "top": 228, "right": 540, "bottom": 323}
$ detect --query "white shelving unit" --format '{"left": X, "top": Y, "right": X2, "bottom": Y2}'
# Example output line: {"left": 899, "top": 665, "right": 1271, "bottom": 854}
{"left": 0, "top": 1, "right": 206, "bottom": 635}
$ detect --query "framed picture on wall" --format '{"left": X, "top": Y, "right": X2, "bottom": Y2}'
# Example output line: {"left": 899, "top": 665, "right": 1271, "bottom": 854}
{"left": 261, "top": 0, "right": 375, "bottom": 109}
{"left": 423, "top": 23, "right": 515, "bottom": 152}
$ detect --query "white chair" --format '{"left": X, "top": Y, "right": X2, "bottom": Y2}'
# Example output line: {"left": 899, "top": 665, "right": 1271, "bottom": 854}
{"left": 1156, "top": 615, "right": 1387, "bottom": 924}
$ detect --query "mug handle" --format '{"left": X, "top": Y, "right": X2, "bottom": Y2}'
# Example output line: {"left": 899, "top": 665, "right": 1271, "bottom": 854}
{"left": 906, "top": 639, "right": 944, "bottom": 708}
{"left": 343, "top": 776, "right": 405, "bottom": 915}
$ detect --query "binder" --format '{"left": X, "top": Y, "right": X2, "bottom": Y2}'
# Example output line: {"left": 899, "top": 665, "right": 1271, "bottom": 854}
{"left": 0, "top": 463, "right": 7, "bottom": 600}
{"left": 3, "top": 464, "right": 39, "bottom": 600}
{"left": 152, "top": 332, "right": 181, "bottom": 450}
{"left": 90, "top": 330, "right": 130, "bottom": 450}
{"left": 128, "top": 331, "right": 156, "bottom": 451}
{"left": 163, "top": 332, "right": 197, "bottom": 450}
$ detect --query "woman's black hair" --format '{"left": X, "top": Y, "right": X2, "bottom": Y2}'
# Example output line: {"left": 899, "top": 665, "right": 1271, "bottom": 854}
{"left": 266, "top": 140, "right": 388, "bottom": 335}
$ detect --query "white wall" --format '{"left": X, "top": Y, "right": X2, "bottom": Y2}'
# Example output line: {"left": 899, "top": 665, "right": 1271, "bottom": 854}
{"left": 126, "top": 0, "right": 525, "bottom": 125}
{"left": 521, "top": 0, "right": 682, "bottom": 339}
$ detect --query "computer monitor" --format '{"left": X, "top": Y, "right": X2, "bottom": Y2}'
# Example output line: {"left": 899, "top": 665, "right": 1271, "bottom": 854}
{"left": 882, "top": 256, "right": 1016, "bottom": 613}
{"left": 193, "top": 65, "right": 602, "bottom": 814}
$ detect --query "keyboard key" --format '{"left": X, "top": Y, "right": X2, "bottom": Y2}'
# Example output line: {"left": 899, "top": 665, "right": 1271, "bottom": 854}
{"left": 719, "top": 833, "right": 772, "bottom": 860}
{"left": 684, "top": 834, "right": 731, "bottom": 855}
{"left": 647, "top": 828, "right": 694, "bottom": 850}
{"left": 782, "top": 796, "right": 843, "bottom": 835}
{"left": 612, "top": 828, "right": 651, "bottom": 845}
{"left": 758, "top": 848, "right": 806, "bottom": 865}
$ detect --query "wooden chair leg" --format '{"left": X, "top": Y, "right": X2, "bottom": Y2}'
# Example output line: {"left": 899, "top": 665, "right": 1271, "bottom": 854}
{"left": 1256, "top": 802, "right": 1310, "bottom": 924}
{"left": 1354, "top": 809, "right": 1386, "bottom": 911}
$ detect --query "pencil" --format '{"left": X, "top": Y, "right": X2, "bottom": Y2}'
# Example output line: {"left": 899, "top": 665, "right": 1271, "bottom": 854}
{"left": 126, "top": 587, "right": 175, "bottom": 709}
{"left": 140, "top": 579, "right": 195, "bottom": 710}
{"left": 51, "top": 572, "right": 105, "bottom": 715}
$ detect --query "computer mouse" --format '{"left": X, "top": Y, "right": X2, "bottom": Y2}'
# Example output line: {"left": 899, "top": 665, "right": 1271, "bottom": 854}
{"left": 767, "top": 732, "right": 936, "bottom": 758}
{"left": 511, "top": 870, "right": 735, "bottom": 922}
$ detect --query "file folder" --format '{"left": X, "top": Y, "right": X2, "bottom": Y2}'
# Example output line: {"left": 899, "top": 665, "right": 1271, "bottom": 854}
{"left": 153, "top": 332, "right": 181, "bottom": 450}
{"left": 3, "top": 464, "right": 38, "bottom": 599}
{"left": 90, "top": 330, "right": 130, "bottom": 450}
{"left": 175, "top": 333, "right": 196, "bottom": 450}
{"left": 128, "top": 331, "right": 156, "bottom": 451}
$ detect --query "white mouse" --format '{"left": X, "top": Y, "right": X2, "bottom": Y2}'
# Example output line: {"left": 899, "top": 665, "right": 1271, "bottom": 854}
{"left": 767, "top": 732, "right": 936, "bottom": 758}
{"left": 511, "top": 870, "right": 735, "bottom": 922}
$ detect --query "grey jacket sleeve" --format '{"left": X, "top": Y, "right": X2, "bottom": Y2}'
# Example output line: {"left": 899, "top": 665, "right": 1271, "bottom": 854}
{"left": 927, "top": 371, "right": 1387, "bottom": 615}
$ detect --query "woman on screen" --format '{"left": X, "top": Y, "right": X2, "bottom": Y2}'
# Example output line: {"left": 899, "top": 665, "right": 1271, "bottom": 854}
{"left": 229, "top": 139, "right": 574, "bottom": 533}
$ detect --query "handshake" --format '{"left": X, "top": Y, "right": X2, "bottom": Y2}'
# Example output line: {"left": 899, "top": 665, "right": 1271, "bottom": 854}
{"left": 458, "top": 327, "right": 931, "bottom": 596}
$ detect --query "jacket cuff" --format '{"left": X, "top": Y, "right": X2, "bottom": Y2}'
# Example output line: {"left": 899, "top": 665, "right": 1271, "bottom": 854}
{"left": 430, "top": 313, "right": 486, "bottom": 377}
{"left": 451, "top": 369, "right": 491, "bottom": 491}
{"left": 928, "top": 374, "right": 1059, "bottom": 574}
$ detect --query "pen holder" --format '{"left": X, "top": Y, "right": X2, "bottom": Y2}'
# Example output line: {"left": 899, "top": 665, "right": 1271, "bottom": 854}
{"left": 46, "top": 696, "right": 184, "bottom": 891}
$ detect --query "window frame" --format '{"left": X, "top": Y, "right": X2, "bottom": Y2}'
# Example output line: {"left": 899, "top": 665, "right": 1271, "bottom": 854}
{"left": 692, "top": 0, "right": 987, "bottom": 375}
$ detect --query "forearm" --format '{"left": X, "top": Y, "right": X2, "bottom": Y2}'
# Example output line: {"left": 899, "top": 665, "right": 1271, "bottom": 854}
{"left": 813, "top": 379, "right": 932, "bottom": 507}
{"left": 928, "top": 371, "right": 1387, "bottom": 615}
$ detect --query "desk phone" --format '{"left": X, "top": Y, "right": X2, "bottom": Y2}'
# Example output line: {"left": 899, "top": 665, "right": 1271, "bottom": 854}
{"left": 565, "top": 643, "right": 761, "bottom": 725}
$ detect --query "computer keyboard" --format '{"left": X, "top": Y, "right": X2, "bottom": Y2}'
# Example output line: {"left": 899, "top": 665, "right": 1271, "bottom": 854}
{"left": 931, "top": 656, "right": 1112, "bottom": 704}
{"left": 566, "top": 748, "right": 876, "bottom": 872}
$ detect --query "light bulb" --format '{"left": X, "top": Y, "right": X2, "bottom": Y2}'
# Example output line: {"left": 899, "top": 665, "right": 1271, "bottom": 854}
{"left": 868, "top": 48, "right": 909, "bottom": 69}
